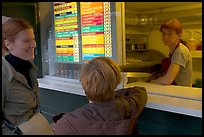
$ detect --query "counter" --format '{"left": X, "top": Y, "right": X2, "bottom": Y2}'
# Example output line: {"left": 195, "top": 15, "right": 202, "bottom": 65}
{"left": 38, "top": 76, "right": 202, "bottom": 118}
{"left": 38, "top": 76, "right": 85, "bottom": 96}
{"left": 125, "top": 82, "right": 202, "bottom": 118}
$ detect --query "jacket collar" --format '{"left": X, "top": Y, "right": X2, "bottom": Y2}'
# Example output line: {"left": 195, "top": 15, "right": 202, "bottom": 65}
{"left": 2, "top": 57, "right": 38, "bottom": 86}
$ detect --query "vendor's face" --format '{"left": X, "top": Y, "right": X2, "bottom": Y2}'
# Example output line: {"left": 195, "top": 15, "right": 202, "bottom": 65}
{"left": 161, "top": 28, "right": 180, "bottom": 46}
{"left": 8, "top": 28, "right": 36, "bottom": 61}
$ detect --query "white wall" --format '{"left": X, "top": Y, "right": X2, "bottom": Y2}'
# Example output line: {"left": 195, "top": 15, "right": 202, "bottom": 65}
{"left": 148, "top": 28, "right": 169, "bottom": 56}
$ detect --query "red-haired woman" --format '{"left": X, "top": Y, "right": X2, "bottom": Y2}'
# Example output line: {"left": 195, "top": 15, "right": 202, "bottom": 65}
{"left": 151, "top": 18, "right": 192, "bottom": 87}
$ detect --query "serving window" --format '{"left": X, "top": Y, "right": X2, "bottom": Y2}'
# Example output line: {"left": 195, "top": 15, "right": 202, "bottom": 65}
{"left": 41, "top": 2, "right": 120, "bottom": 81}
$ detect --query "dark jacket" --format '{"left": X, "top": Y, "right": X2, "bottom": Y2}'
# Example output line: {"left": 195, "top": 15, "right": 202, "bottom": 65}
{"left": 53, "top": 86, "right": 147, "bottom": 135}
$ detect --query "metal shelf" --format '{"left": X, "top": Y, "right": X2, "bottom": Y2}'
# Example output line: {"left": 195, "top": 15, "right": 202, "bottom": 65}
{"left": 126, "top": 49, "right": 148, "bottom": 52}
{"left": 191, "top": 51, "right": 202, "bottom": 58}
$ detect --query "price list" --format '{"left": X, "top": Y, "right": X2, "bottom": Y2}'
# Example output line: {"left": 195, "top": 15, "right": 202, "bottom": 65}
{"left": 80, "top": 2, "right": 112, "bottom": 62}
{"left": 54, "top": 2, "right": 79, "bottom": 62}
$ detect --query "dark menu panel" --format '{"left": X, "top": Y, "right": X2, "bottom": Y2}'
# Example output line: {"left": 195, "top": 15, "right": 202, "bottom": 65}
{"left": 80, "top": 2, "right": 112, "bottom": 62}
{"left": 54, "top": 2, "right": 79, "bottom": 62}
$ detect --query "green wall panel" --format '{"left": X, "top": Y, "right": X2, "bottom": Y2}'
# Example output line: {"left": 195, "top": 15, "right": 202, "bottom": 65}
{"left": 39, "top": 88, "right": 88, "bottom": 123}
{"left": 137, "top": 108, "right": 202, "bottom": 135}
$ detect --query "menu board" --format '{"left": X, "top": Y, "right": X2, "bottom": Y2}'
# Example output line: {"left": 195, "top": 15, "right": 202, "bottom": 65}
{"left": 54, "top": 2, "right": 79, "bottom": 62}
{"left": 80, "top": 2, "right": 112, "bottom": 62}
{"left": 53, "top": 2, "right": 113, "bottom": 63}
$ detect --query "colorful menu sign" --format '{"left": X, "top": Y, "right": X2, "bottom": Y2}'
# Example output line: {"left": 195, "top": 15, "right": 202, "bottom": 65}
{"left": 80, "top": 2, "right": 112, "bottom": 62}
{"left": 54, "top": 2, "right": 79, "bottom": 62}
{"left": 53, "top": 2, "right": 112, "bottom": 63}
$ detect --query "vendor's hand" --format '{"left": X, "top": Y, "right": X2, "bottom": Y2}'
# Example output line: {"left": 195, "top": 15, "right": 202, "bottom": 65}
{"left": 146, "top": 72, "right": 158, "bottom": 82}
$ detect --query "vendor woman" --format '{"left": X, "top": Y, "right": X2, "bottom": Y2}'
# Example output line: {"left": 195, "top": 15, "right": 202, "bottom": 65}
{"left": 151, "top": 18, "right": 192, "bottom": 87}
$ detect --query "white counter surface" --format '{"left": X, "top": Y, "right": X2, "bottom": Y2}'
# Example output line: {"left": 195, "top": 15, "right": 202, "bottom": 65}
{"left": 38, "top": 77, "right": 202, "bottom": 118}
{"left": 125, "top": 82, "right": 202, "bottom": 118}
{"left": 125, "top": 82, "right": 202, "bottom": 101}
{"left": 38, "top": 76, "right": 85, "bottom": 96}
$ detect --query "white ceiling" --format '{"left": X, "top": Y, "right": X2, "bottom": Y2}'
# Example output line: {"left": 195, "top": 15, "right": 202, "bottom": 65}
{"left": 125, "top": 2, "right": 200, "bottom": 11}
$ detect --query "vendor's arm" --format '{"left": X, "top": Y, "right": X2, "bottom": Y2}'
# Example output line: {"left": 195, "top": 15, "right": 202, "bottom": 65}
{"left": 151, "top": 63, "right": 180, "bottom": 85}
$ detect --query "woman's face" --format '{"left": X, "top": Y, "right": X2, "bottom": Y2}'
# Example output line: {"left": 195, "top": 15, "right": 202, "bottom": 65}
{"left": 161, "top": 28, "right": 180, "bottom": 47}
{"left": 8, "top": 28, "right": 36, "bottom": 61}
